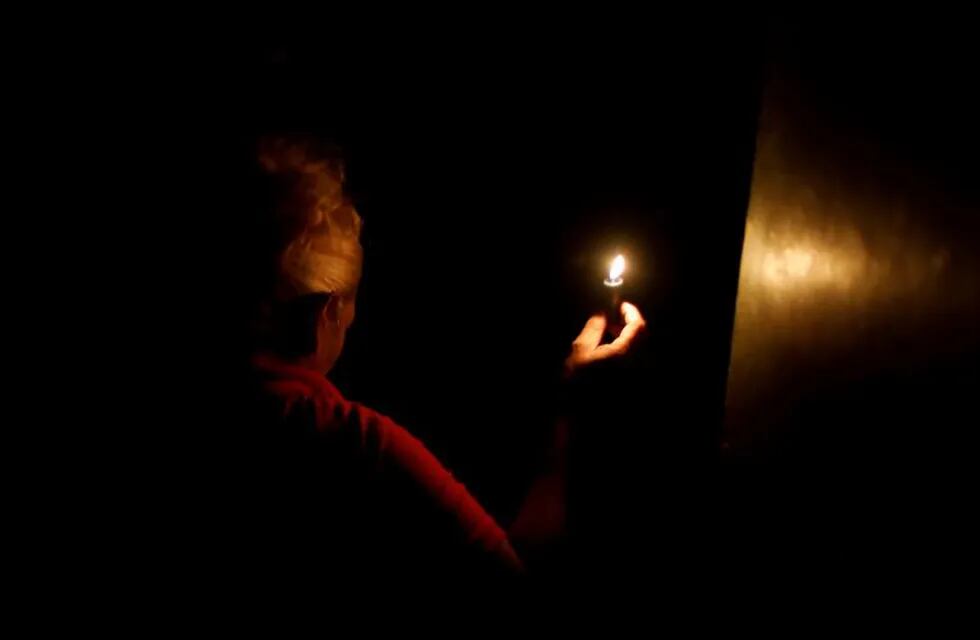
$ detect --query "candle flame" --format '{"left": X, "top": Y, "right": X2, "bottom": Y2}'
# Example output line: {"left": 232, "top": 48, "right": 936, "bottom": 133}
{"left": 609, "top": 254, "right": 626, "bottom": 281}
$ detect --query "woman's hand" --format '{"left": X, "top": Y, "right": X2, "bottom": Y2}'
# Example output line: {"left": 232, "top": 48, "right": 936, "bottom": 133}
{"left": 564, "top": 302, "right": 646, "bottom": 378}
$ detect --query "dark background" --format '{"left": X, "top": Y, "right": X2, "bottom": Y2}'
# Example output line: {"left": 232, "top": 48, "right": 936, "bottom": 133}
{"left": 243, "top": 19, "right": 762, "bottom": 576}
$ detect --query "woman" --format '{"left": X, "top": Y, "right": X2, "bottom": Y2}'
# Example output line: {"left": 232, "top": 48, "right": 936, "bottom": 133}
{"left": 239, "top": 136, "right": 646, "bottom": 578}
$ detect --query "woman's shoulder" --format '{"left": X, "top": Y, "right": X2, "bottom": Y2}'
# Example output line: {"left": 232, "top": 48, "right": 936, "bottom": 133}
{"left": 250, "top": 353, "right": 396, "bottom": 442}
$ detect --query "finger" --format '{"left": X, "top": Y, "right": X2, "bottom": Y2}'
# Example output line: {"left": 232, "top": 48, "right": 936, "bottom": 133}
{"left": 620, "top": 301, "right": 643, "bottom": 325}
{"left": 610, "top": 314, "right": 644, "bottom": 350}
{"left": 573, "top": 314, "right": 606, "bottom": 351}
{"left": 591, "top": 306, "right": 646, "bottom": 360}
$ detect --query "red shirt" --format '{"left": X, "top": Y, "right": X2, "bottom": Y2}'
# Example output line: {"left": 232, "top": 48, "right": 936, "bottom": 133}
{"left": 249, "top": 354, "right": 523, "bottom": 575}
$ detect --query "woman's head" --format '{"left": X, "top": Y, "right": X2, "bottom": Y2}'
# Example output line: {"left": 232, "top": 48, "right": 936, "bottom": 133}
{"left": 251, "top": 136, "right": 362, "bottom": 372}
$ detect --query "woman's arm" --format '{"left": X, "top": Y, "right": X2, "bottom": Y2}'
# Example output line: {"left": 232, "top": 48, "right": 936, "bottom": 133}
{"left": 508, "top": 303, "right": 646, "bottom": 562}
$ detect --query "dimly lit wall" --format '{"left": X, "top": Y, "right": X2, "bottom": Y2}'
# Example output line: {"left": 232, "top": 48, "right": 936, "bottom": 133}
{"left": 725, "top": 20, "right": 979, "bottom": 468}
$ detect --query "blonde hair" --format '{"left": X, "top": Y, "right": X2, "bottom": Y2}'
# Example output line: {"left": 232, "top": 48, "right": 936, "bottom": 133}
{"left": 257, "top": 137, "right": 363, "bottom": 301}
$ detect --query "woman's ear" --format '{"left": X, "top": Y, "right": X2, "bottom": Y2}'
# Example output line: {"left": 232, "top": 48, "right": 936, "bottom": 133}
{"left": 321, "top": 294, "right": 342, "bottom": 327}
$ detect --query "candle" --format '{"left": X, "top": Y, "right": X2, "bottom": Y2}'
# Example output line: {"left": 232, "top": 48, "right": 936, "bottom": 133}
{"left": 604, "top": 254, "right": 626, "bottom": 329}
